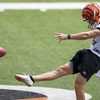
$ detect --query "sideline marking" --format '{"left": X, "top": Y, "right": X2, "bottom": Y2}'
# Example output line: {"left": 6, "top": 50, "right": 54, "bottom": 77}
{"left": 0, "top": 2, "right": 100, "bottom": 11}
{"left": 0, "top": 85, "right": 92, "bottom": 100}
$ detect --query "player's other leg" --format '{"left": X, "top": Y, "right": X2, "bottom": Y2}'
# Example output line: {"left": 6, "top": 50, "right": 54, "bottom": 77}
{"left": 15, "top": 62, "right": 73, "bottom": 86}
{"left": 75, "top": 73, "right": 87, "bottom": 100}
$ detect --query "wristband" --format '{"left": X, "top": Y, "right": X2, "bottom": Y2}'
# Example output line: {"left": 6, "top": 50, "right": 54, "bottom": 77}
{"left": 67, "top": 34, "right": 71, "bottom": 39}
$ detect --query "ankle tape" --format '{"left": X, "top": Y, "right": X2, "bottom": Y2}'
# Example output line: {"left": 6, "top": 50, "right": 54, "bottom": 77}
{"left": 30, "top": 75, "right": 35, "bottom": 83}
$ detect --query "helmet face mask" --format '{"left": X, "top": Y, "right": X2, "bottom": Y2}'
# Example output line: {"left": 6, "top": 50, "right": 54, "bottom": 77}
{"left": 83, "top": 17, "right": 95, "bottom": 26}
{"left": 82, "top": 15, "right": 96, "bottom": 29}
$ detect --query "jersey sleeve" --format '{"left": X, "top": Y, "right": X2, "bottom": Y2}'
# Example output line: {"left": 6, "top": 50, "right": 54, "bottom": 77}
{"left": 96, "top": 24, "right": 100, "bottom": 30}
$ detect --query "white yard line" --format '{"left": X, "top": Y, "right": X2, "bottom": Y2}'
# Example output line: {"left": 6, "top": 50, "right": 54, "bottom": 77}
{"left": 0, "top": 2, "right": 100, "bottom": 10}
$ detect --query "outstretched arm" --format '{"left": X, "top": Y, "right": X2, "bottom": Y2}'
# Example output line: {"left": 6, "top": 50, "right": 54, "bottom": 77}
{"left": 55, "top": 29, "right": 100, "bottom": 42}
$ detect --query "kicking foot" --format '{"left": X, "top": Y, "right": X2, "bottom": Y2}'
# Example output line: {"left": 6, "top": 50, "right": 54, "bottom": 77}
{"left": 15, "top": 74, "right": 35, "bottom": 86}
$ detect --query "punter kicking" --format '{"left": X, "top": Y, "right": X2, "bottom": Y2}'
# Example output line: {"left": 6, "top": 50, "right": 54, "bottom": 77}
{"left": 15, "top": 3, "right": 100, "bottom": 100}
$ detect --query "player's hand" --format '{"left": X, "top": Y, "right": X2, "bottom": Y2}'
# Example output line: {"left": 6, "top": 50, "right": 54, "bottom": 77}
{"left": 55, "top": 32, "right": 67, "bottom": 43}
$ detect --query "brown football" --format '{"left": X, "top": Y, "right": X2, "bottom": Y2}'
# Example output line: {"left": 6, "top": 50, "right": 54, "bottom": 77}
{"left": 0, "top": 47, "right": 6, "bottom": 57}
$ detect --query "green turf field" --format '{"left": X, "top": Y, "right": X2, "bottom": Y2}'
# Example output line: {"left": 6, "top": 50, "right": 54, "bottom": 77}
{"left": 0, "top": 10, "right": 100, "bottom": 100}
{"left": 0, "top": 0, "right": 99, "bottom": 2}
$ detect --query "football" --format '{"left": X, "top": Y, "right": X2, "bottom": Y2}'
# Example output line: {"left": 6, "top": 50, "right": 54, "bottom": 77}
{"left": 0, "top": 47, "right": 6, "bottom": 57}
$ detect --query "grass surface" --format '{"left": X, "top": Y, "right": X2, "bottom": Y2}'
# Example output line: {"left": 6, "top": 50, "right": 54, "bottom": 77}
{"left": 0, "top": 10, "right": 100, "bottom": 100}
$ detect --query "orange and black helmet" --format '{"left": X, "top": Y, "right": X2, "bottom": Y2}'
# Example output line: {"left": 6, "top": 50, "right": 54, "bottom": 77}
{"left": 82, "top": 3, "right": 100, "bottom": 23}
